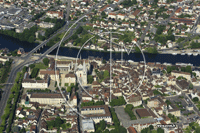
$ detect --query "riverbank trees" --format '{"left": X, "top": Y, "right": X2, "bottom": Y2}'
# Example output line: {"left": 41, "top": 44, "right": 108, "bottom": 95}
{"left": 0, "top": 26, "right": 37, "bottom": 43}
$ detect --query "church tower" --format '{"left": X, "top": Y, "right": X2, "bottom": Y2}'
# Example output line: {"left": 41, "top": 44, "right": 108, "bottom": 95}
{"left": 82, "top": 60, "right": 87, "bottom": 85}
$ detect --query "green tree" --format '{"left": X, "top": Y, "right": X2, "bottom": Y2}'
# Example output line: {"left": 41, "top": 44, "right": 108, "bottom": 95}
{"left": 20, "top": 128, "right": 26, "bottom": 133}
{"left": 55, "top": 117, "right": 64, "bottom": 128}
{"left": 22, "top": 66, "right": 27, "bottom": 73}
{"left": 196, "top": 127, "right": 200, "bottom": 133}
{"left": 157, "top": 127, "right": 164, "bottom": 133}
{"left": 189, "top": 83, "right": 193, "bottom": 89}
{"left": 119, "top": 126, "right": 127, "bottom": 133}
{"left": 185, "top": 66, "right": 192, "bottom": 73}
{"left": 29, "top": 64, "right": 35, "bottom": 69}
{"left": 193, "top": 97, "right": 199, "bottom": 102}
{"left": 181, "top": 67, "right": 186, "bottom": 72}
{"left": 168, "top": 113, "right": 177, "bottom": 122}
{"left": 101, "top": 11, "right": 106, "bottom": 18}
{"left": 141, "top": 127, "right": 151, "bottom": 133}
{"left": 100, "top": 120, "right": 106, "bottom": 130}
{"left": 103, "top": 129, "right": 110, "bottom": 133}
{"left": 87, "top": 75, "right": 94, "bottom": 84}
{"left": 76, "top": 26, "right": 83, "bottom": 34}
{"left": 147, "top": 47, "right": 158, "bottom": 54}
{"left": 43, "top": 58, "right": 50, "bottom": 66}
{"left": 167, "top": 66, "right": 171, "bottom": 73}
{"left": 134, "top": 47, "right": 141, "bottom": 53}
{"left": 165, "top": 100, "right": 171, "bottom": 108}
{"left": 149, "top": 125, "right": 154, "bottom": 130}
{"left": 110, "top": 96, "right": 126, "bottom": 106}
{"left": 104, "top": 46, "right": 107, "bottom": 51}
{"left": 36, "top": 77, "right": 41, "bottom": 80}
{"left": 124, "top": 104, "right": 136, "bottom": 120}
{"left": 30, "top": 68, "right": 39, "bottom": 78}
{"left": 28, "top": 36, "right": 35, "bottom": 43}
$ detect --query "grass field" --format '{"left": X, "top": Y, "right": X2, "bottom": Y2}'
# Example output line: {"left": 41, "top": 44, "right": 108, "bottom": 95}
{"left": 34, "top": 63, "right": 48, "bottom": 69}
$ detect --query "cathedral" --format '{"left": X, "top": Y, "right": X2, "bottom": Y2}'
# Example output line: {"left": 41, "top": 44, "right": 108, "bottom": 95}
{"left": 56, "top": 59, "right": 90, "bottom": 86}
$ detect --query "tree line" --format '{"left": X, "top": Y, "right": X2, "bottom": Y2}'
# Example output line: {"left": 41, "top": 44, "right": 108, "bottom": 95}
{"left": 110, "top": 96, "right": 126, "bottom": 106}
{"left": 124, "top": 104, "right": 137, "bottom": 120}
{"left": 0, "top": 26, "right": 38, "bottom": 43}
{"left": 0, "top": 69, "right": 25, "bottom": 132}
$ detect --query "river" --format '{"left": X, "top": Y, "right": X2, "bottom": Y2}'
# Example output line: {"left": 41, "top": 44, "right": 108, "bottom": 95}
{"left": 1, "top": 34, "right": 200, "bottom": 66}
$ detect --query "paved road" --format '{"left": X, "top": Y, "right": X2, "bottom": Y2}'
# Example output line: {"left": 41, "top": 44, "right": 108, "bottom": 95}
{"left": 66, "top": 0, "right": 71, "bottom": 21}
{"left": 77, "top": 85, "right": 83, "bottom": 133}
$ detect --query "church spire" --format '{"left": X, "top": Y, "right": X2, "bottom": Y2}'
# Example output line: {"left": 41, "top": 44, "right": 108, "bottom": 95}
{"left": 83, "top": 59, "right": 86, "bottom": 74}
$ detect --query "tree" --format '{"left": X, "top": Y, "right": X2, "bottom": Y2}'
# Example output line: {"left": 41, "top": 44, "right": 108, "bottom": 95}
{"left": 36, "top": 77, "right": 41, "bottom": 80}
{"left": 61, "top": 87, "right": 65, "bottom": 91}
{"left": 189, "top": 83, "right": 193, "bottom": 89}
{"left": 22, "top": 66, "right": 27, "bottom": 73}
{"left": 101, "top": 11, "right": 106, "bottom": 18}
{"left": 124, "top": 104, "right": 136, "bottom": 120}
{"left": 141, "top": 127, "right": 151, "bottom": 133}
{"left": 134, "top": 46, "right": 141, "bottom": 53}
{"left": 28, "top": 36, "right": 35, "bottom": 43}
{"left": 193, "top": 97, "right": 199, "bottom": 102}
{"left": 29, "top": 64, "right": 35, "bottom": 69}
{"left": 76, "top": 26, "right": 83, "bottom": 34}
{"left": 87, "top": 75, "right": 94, "bottom": 84}
{"left": 196, "top": 127, "right": 200, "bottom": 133}
{"left": 149, "top": 125, "right": 154, "bottom": 130}
{"left": 55, "top": 117, "right": 64, "bottom": 128}
{"left": 168, "top": 113, "right": 177, "bottom": 122}
{"left": 165, "top": 100, "right": 171, "bottom": 108}
{"left": 103, "top": 129, "right": 110, "bottom": 133}
{"left": 167, "top": 66, "right": 171, "bottom": 73}
{"left": 110, "top": 96, "right": 126, "bottom": 106}
{"left": 99, "top": 120, "right": 106, "bottom": 130}
{"left": 104, "top": 46, "right": 107, "bottom": 51}
{"left": 43, "top": 58, "right": 50, "bottom": 66}
{"left": 102, "top": 59, "right": 106, "bottom": 64}
{"left": 157, "top": 127, "right": 164, "bottom": 133}
{"left": 119, "top": 126, "right": 127, "bottom": 133}
{"left": 181, "top": 67, "right": 186, "bottom": 72}
{"left": 20, "top": 128, "right": 26, "bottom": 133}
{"left": 185, "top": 66, "right": 192, "bottom": 73}
{"left": 30, "top": 68, "right": 39, "bottom": 78}
{"left": 147, "top": 47, "right": 158, "bottom": 54}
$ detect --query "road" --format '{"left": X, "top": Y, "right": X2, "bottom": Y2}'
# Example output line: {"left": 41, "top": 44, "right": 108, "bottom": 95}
{"left": 182, "top": 93, "right": 200, "bottom": 116}
{"left": 77, "top": 85, "right": 83, "bottom": 133}
{"left": 37, "top": 105, "right": 48, "bottom": 133}
{"left": 138, "top": 21, "right": 152, "bottom": 45}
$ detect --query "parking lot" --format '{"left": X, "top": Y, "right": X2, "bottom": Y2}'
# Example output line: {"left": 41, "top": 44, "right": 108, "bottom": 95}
{"left": 166, "top": 95, "right": 198, "bottom": 117}
{"left": 114, "top": 106, "right": 131, "bottom": 121}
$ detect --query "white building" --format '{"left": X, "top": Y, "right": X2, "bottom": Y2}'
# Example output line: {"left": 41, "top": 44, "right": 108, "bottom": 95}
{"left": 81, "top": 105, "right": 112, "bottom": 123}
{"left": 22, "top": 73, "right": 50, "bottom": 88}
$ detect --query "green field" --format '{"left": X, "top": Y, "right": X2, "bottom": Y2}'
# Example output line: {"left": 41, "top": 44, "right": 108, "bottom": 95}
{"left": 34, "top": 63, "right": 48, "bottom": 69}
